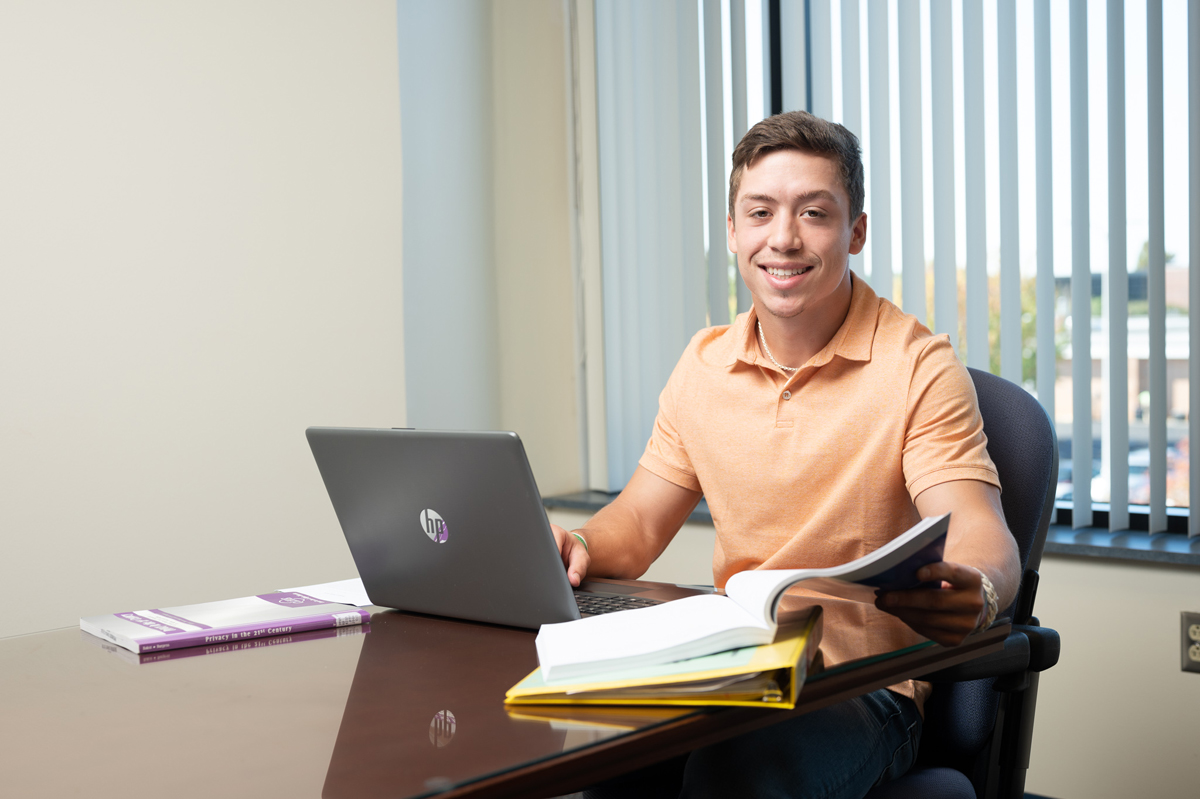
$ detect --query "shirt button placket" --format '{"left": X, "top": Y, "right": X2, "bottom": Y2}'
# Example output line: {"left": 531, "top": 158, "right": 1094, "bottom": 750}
{"left": 776, "top": 386, "right": 795, "bottom": 428}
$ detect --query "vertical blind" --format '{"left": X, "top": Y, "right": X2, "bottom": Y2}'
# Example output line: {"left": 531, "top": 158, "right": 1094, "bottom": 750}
{"left": 592, "top": 0, "right": 1197, "bottom": 536}
{"left": 594, "top": 0, "right": 705, "bottom": 491}
{"left": 1069, "top": 0, "right": 1093, "bottom": 528}
{"left": 1104, "top": 0, "right": 1129, "bottom": 530}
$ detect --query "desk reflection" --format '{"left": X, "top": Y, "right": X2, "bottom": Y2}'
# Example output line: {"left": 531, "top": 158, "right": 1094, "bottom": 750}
{"left": 322, "top": 595, "right": 932, "bottom": 799}
{"left": 322, "top": 611, "right": 687, "bottom": 798}
{"left": 775, "top": 590, "right": 929, "bottom": 671}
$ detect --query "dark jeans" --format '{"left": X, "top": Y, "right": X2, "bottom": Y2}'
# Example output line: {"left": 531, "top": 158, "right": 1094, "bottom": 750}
{"left": 585, "top": 688, "right": 923, "bottom": 799}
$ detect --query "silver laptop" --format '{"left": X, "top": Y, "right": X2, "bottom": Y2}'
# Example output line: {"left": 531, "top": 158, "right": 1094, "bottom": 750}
{"left": 305, "top": 427, "right": 706, "bottom": 629}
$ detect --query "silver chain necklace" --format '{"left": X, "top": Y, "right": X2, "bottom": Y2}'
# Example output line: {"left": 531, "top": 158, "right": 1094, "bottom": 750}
{"left": 757, "top": 320, "right": 799, "bottom": 372}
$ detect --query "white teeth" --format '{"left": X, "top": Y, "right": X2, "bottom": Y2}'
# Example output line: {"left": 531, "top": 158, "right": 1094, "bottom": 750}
{"left": 766, "top": 266, "right": 811, "bottom": 277}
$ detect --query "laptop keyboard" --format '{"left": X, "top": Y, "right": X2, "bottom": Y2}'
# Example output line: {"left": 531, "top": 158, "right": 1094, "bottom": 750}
{"left": 574, "top": 592, "right": 659, "bottom": 616}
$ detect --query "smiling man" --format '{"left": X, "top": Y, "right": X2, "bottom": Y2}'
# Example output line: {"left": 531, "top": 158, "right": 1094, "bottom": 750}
{"left": 553, "top": 111, "right": 1019, "bottom": 798}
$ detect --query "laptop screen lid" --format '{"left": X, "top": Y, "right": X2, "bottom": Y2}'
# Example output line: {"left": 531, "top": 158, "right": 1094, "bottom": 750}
{"left": 306, "top": 427, "right": 582, "bottom": 628}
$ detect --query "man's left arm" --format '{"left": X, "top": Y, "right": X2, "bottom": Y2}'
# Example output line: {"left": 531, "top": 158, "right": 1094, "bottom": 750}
{"left": 876, "top": 479, "right": 1020, "bottom": 647}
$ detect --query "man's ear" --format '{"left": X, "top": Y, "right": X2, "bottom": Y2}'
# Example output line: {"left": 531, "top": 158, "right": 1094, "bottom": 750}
{"left": 849, "top": 212, "right": 868, "bottom": 255}
{"left": 726, "top": 214, "right": 737, "bottom": 253}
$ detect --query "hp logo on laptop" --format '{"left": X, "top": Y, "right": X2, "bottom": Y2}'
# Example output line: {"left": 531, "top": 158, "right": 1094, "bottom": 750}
{"left": 429, "top": 709, "right": 456, "bottom": 747}
{"left": 420, "top": 509, "right": 449, "bottom": 543}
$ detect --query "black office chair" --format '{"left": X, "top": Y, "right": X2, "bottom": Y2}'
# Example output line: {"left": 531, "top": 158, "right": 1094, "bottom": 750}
{"left": 865, "top": 368, "right": 1062, "bottom": 799}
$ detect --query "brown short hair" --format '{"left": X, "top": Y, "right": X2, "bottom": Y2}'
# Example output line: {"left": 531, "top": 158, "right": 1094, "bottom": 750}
{"left": 728, "top": 111, "right": 864, "bottom": 222}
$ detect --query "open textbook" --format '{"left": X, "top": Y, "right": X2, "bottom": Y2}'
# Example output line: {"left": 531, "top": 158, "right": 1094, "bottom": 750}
{"left": 510, "top": 609, "right": 821, "bottom": 708}
{"left": 535, "top": 513, "right": 948, "bottom": 683}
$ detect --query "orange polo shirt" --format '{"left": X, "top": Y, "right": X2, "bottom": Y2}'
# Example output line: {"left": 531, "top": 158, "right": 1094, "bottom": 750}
{"left": 639, "top": 272, "right": 1000, "bottom": 707}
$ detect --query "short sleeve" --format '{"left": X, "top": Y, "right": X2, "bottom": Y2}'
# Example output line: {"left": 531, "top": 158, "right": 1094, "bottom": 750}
{"left": 902, "top": 336, "right": 1001, "bottom": 498}
{"left": 638, "top": 359, "right": 703, "bottom": 493}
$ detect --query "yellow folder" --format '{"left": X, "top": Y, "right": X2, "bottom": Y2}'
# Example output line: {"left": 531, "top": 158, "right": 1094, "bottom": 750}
{"left": 505, "top": 607, "right": 822, "bottom": 710}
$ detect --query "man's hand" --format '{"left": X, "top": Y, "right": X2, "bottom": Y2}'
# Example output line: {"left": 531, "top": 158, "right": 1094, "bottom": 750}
{"left": 550, "top": 523, "right": 590, "bottom": 587}
{"left": 874, "top": 561, "right": 987, "bottom": 647}
{"left": 877, "top": 479, "right": 1019, "bottom": 647}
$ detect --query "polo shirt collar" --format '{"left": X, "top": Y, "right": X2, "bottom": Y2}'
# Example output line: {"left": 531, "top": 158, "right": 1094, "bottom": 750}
{"left": 724, "top": 271, "right": 877, "bottom": 370}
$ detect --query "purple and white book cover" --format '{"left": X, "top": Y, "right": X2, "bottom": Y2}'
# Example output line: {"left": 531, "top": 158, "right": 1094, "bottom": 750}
{"left": 80, "top": 592, "right": 369, "bottom": 654}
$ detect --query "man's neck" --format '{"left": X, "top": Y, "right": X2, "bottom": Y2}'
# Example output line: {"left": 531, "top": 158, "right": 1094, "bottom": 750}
{"left": 755, "top": 273, "right": 854, "bottom": 369}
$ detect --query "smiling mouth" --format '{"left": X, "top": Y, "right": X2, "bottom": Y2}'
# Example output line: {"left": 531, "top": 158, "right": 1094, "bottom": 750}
{"left": 763, "top": 265, "right": 814, "bottom": 278}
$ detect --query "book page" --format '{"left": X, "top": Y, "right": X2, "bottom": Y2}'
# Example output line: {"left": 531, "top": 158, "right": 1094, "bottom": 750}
{"left": 277, "top": 577, "right": 371, "bottom": 607}
{"left": 723, "top": 569, "right": 818, "bottom": 624}
{"left": 535, "top": 594, "right": 770, "bottom": 682}
{"left": 723, "top": 513, "right": 950, "bottom": 623}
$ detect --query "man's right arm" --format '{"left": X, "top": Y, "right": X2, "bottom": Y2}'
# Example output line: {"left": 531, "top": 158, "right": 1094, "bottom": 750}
{"left": 550, "top": 465, "right": 703, "bottom": 587}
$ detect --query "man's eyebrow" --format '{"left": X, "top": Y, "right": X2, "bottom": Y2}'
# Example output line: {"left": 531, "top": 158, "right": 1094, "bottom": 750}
{"left": 739, "top": 189, "right": 840, "bottom": 206}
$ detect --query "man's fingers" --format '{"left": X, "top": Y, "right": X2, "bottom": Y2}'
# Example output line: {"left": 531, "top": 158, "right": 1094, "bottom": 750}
{"left": 880, "top": 586, "right": 974, "bottom": 612}
{"left": 881, "top": 607, "right": 978, "bottom": 647}
{"left": 566, "top": 544, "right": 589, "bottom": 587}
{"left": 879, "top": 590, "right": 984, "bottom": 627}
{"left": 876, "top": 560, "right": 991, "bottom": 646}
{"left": 916, "top": 560, "right": 982, "bottom": 589}
{"left": 549, "top": 523, "right": 589, "bottom": 587}
{"left": 549, "top": 524, "right": 569, "bottom": 560}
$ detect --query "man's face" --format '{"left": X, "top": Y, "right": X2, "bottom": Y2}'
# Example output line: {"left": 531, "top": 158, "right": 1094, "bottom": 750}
{"left": 727, "top": 149, "right": 867, "bottom": 323}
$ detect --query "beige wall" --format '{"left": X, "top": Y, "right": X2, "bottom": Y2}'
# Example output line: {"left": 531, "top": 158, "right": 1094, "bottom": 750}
{"left": 1025, "top": 554, "right": 1199, "bottom": 798}
{"left": 0, "top": 0, "right": 406, "bottom": 638}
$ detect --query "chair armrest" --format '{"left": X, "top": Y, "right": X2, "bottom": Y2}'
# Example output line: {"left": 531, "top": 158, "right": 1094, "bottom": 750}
{"left": 1012, "top": 623, "right": 1059, "bottom": 672}
{"left": 920, "top": 622, "right": 1060, "bottom": 683}
{"left": 922, "top": 630, "right": 1030, "bottom": 683}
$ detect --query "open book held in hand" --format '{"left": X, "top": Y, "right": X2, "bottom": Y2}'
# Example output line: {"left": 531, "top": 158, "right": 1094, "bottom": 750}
{"left": 535, "top": 513, "right": 948, "bottom": 683}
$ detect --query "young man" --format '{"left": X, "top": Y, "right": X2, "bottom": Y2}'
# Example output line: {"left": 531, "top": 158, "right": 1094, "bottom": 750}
{"left": 552, "top": 111, "right": 1019, "bottom": 798}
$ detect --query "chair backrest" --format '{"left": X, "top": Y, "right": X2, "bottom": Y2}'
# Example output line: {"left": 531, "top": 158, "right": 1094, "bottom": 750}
{"left": 913, "top": 370, "right": 1060, "bottom": 792}
{"left": 966, "top": 368, "right": 1059, "bottom": 617}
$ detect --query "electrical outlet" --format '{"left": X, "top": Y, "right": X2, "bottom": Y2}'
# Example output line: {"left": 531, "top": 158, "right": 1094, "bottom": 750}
{"left": 1182, "top": 612, "right": 1200, "bottom": 673}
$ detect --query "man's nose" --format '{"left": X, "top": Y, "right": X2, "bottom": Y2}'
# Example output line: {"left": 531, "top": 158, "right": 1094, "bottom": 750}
{"left": 767, "top": 214, "right": 802, "bottom": 252}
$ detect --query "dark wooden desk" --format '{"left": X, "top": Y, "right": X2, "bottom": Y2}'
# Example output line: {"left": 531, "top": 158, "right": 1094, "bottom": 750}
{"left": 0, "top": 605, "right": 1008, "bottom": 799}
